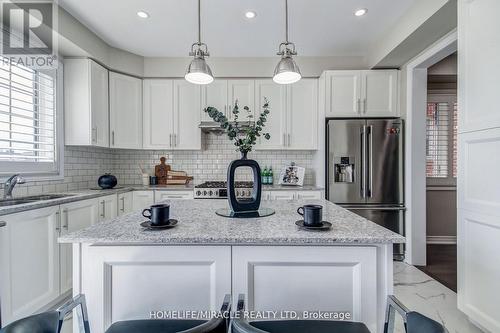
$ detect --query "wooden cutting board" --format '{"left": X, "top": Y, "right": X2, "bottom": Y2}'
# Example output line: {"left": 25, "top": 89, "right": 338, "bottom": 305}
{"left": 155, "top": 157, "right": 171, "bottom": 185}
{"left": 167, "top": 170, "right": 194, "bottom": 185}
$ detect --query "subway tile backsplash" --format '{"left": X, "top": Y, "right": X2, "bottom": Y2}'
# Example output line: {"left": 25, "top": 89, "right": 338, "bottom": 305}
{"left": 6, "top": 133, "right": 316, "bottom": 196}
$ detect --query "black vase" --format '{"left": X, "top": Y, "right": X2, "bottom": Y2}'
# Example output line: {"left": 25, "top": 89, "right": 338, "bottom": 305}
{"left": 227, "top": 151, "right": 262, "bottom": 213}
{"left": 98, "top": 173, "right": 117, "bottom": 189}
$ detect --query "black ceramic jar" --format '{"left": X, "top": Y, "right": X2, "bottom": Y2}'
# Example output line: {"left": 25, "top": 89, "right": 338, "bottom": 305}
{"left": 98, "top": 174, "right": 117, "bottom": 189}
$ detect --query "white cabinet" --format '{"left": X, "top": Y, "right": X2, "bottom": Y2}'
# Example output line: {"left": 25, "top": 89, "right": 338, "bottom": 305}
{"left": 361, "top": 71, "right": 398, "bottom": 117}
{"left": 97, "top": 194, "right": 118, "bottom": 222}
{"left": 255, "top": 79, "right": 318, "bottom": 150}
{"left": 133, "top": 191, "right": 155, "bottom": 211}
{"left": 118, "top": 192, "right": 133, "bottom": 216}
{"left": 287, "top": 79, "right": 318, "bottom": 149}
{"left": 201, "top": 80, "right": 228, "bottom": 121}
{"left": 232, "top": 246, "right": 378, "bottom": 332}
{"left": 155, "top": 191, "right": 194, "bottom": 202}
{"left": 264, "top": 190, "right": 324, "bottom": 200}
{"left": 173, "top": 80, "right": 202, "bottom": 150}
{"left": 323, "top": 70, "right": 398, "bottom": 117}
{"left": 0, "top": 207, "right": 60, "bottom": 324}
{"left": 254, "top": 80, "right": 287, "bottom": 149}
{"left": 269, "top": 190, "right": 296, "bottom": 200}
{"left": 227, "top": 80, "right": 255, "bottom": 121}
{"left": 109, "top": 72, "right": 143, "bottom": 149}
{"left": 59, "top": 199, "right": 99, "bottom": 294}
{"left": 143, "top": 79, "right": 174, "bottom": 149}
{"left": 143, "top": 80, "right": 201, "bottom": 150}
{"left": 64, "top": 59, "right": 109, "bottom": 147}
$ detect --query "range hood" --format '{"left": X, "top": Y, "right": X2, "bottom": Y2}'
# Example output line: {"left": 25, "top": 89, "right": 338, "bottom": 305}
{"left": 198, "top": 121, "right": 255, "bottom": 133}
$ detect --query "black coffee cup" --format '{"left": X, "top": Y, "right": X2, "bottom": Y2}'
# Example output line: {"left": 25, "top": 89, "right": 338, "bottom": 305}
{"left": 297, "top": 204, "right": 323, "bottom": 226}
{"left": 142, "top": 204, "right": 170, "bottom": 225}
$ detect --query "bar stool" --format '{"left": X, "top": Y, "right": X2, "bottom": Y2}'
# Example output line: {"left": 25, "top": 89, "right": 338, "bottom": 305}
{"left": 0, "top": 294, "right": 231, "bottom": 333}
{"left": 231, "top": 294, "right": 446, "bottom": 333}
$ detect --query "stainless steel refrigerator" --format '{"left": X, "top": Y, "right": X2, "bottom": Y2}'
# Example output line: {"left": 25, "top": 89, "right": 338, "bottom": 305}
{"left": 326, "top": 119, "right": 405, "bottom": 260}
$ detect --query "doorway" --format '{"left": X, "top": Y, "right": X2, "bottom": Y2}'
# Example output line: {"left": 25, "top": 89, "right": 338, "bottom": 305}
{"left": 416, "top": 53, "right": 458, "bottom": 291}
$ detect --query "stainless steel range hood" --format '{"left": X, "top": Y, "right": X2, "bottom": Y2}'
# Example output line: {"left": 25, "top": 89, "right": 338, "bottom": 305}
{"left": 198, "top": 121, "right": 255, "bottom": 133}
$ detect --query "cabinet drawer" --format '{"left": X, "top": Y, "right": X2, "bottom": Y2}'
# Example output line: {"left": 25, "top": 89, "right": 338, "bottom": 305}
{"left": 155, "top": 191, "right": 194, "bottom": 202}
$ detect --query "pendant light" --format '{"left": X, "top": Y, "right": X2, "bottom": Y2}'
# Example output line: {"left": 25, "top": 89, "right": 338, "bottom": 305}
{"left": 185, "top": 0, "right": 213, "bottom": 85}
{"left": 273, "top": 0, "right": 301, "bottom": 84}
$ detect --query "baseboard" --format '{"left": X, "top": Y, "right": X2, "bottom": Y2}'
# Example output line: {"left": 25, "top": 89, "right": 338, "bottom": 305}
{"left": 427, "top": 236, "right": 457, "bottom": 244}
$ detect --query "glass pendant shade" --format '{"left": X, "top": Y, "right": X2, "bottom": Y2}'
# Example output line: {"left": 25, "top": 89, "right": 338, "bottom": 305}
{"left": 185, "top": 56, "right": 213, "bottom": 85}
{"left": 273, "top": 56, "right": 301, "bottom": 84}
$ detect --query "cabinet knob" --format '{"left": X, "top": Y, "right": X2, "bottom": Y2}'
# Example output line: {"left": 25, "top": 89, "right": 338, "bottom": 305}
{"left": 0, "top": 221, "right": 6, "bottom": 228}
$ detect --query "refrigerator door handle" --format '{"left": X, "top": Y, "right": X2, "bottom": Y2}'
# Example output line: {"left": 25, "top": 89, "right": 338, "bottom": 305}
{"left": 368, "top": 125, "right": 373, "bottom": 198}
{"left": 360, "top": 125, "right": 367, "bottom": 198}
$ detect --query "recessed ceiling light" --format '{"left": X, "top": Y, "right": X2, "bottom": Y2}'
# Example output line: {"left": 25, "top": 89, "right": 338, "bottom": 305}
{"left": 354, "top": 8, "right": 367, "bottom": 17}
{"left": 137, "top": 11, "right": 150, "bottom": 19}
{"left": 245, "top": 11, "right": 256, "bottom": 19}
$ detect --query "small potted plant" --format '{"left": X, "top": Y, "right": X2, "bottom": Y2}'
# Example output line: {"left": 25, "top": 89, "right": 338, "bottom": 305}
{"left": 204, "top": 99, "right": 271, "bottom": 215}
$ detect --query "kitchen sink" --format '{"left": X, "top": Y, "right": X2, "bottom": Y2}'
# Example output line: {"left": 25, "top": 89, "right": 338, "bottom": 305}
{"left": 0, "top": 194, "right": 76, "bottom": 207}
{"left": 0, "top": 199, "right": 35, "bottom": 207}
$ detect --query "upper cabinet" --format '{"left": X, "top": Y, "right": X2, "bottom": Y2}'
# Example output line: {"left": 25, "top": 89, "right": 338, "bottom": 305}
{"left": 322, "top": 70, "right": 399, "bottom": 118}
{"left": 227, "top": 80, "right": 255, "bottom": 121}
{"left": 64, "top": 59, "right": 109, "bottom": 147}
{"left": 201, "top": 80, "right": 228, "bottom": 121}
{"left": 255, "top": 79, "right": 318, "bottom": 150}
{"left": 143, "top": 79, "right": 201, "bottom": 150}
{"left": 109, "top": 72, "right": 143, "bottom": 149}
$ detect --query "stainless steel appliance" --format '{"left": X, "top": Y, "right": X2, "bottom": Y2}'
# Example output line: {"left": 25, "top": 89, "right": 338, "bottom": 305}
{"left": 326, "top": 119, "right": 405, "bottom": 260}
{"left": 194, "top": 181, "right": 253, "bottom": 199}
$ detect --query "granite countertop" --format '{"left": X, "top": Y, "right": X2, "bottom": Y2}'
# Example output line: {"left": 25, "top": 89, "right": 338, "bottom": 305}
{"left": 59, "top": 199, "right": 405, "bottom": 245}
{"left": 0, "top": 184, "right": 324, "bottom": 216}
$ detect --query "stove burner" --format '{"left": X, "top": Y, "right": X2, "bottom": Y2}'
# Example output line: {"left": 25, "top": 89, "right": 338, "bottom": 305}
{"left": 194, "top": 181, "right": 254, "bottom": 199}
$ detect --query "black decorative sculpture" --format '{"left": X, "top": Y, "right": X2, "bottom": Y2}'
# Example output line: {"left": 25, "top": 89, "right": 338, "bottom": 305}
{"left": 227, "top": 152, "right": 262, "bottom": 213}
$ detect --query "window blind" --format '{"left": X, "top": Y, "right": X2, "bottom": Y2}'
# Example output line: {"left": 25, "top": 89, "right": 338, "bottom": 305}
{"left": 426, "top": 102, "right": 450, "bottom": 178}
{"left": 0, "top": 55, "right": 58, "bottom": 175}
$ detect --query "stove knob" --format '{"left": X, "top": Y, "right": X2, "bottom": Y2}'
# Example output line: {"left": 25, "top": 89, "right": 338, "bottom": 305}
{"left": 209, "top": 190, "right": 213, "bottom": 196}
{"left": 196, "top": 190, "right": 201, "bottom": 196}
{"left": 247, "top": 190, "right": 252, "bottom": 197}
{"left": 236, "top": 190, "right": 240, "bottom": 197}
{"left": 203, "top": 190, "right": 207, "bottom": 196}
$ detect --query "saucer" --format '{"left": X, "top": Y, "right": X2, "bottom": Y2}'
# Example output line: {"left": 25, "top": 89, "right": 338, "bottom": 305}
{"left": 140, "top": 219, "right": 178, "bottom": 230}
{"left": 295, "top": 220, "right": 332, "bottom": 231}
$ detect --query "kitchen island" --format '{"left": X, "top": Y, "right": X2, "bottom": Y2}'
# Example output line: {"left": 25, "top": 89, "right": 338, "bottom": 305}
{"left": 59, "top": 199, "right": 404, "bottom": 333}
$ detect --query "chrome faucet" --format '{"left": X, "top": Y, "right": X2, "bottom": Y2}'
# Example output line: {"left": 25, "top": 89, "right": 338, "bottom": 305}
{"left": 3, "top": 174, "right": 26, "bottom": 199}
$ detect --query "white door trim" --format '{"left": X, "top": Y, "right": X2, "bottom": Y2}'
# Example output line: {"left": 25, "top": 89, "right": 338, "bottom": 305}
{"left": 404, "top": 29, "right": 457, "bottom": 266}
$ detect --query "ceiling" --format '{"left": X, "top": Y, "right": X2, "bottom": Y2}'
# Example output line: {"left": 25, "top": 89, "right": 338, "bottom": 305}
{"left": 59, "top": 0, "right": 417, "bottom": 58}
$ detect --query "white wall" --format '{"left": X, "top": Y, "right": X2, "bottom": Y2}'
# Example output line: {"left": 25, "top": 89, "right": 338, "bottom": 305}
{"left": 457, "top": 1, "right": 500, "bottom": 331}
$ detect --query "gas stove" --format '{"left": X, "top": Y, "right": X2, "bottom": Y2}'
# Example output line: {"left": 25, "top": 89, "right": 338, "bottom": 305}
{"left": 194, "top": 181, "right": 253, "bottom": 199}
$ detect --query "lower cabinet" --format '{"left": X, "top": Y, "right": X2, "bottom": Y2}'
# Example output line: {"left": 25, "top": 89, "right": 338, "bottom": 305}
{"left": 263, "top": 190, "right": 324, "bottom": 200}
{"left": 232, "top": 246, "right": 378, "bottom": 332}
{"left": 154, "top": 190, "right": 194, "bottom": 202}
{"left": 132, "top": 191, "right": 155, "bottom": 211}
{"left": 97, "top": 194, "right": 118, "bottom": 222}
{"left": 59, "top": 198, "right": 99, "bottom": 294}
{"left": 0, "top": 206, "right": 61, "bottom": 324}
{"left": 117, "top": 192, "right": 133, "bottom": 216}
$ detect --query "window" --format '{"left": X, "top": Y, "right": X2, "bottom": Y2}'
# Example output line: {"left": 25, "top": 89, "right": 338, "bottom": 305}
{"left": 426, "top": 93, "right": 457, "bottom": 185}
{"left": 0, "top": 56, "right": 62, "bottom": 179}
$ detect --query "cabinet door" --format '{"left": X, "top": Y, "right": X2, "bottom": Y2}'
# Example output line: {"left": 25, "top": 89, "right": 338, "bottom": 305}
{"left": 0, "top": 207, "right": 60, "bottom": 324}
{"left": 295, "top": 190, "right": 323, "bottom": 200}
{"left": 287, "top": 79, "right": 318, "bottom": 149}
{"left": 361, "top": 70, "right": 398, "bottom": 117}
{"left": 173, "top": 80, "right": 202, "bottom": 150}
{"left": 201, "top": 80, "right": 228, "bottom": 121}
{"left": 59, "top": 199, "right": 99, "bottom": 294}
{"left": 155, "top": 191, "right": 194, "bottom": 202}
{"left": 97, "top": 194, "right": 118, "bottom": 222}
{"left": 133, "top": 191, "right": 155, "bottom": 211}
{"left": 254, "top": 80, "right": 286, "bottom": 149}
{"left": 118, "top": 192, "right": 134, "bottom": 216}
{"left": 90, "top": 60, "right": 109, "bottom": 147}
{"left": 143, "top": 79, "right": 174, "bottom": 149}
{"left": 269, "top": 191, "right": 295, "bottom": 200}
{"left": 325, "top": 71, "right": 361, "bottom": 117}
{"left": 227, "top": 80, "right": 255, "bottom": 121}
{"left": 109, "top": 72, "right": 143, "bottom": 149}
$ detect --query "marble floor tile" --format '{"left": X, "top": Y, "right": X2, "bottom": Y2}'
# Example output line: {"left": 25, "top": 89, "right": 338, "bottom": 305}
{"left": 393, "top": 262, "right": 484, "bottom": 333}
